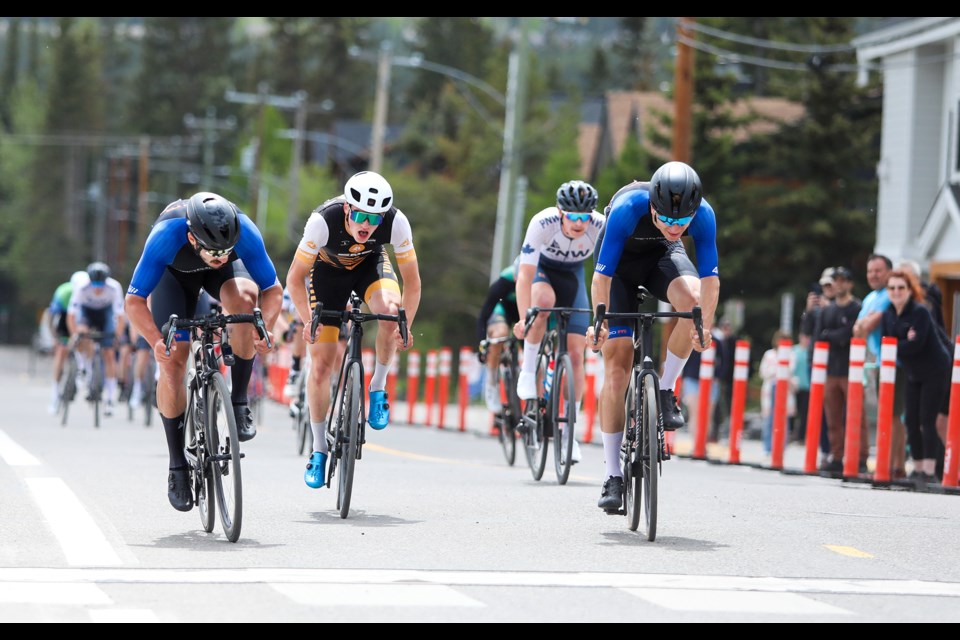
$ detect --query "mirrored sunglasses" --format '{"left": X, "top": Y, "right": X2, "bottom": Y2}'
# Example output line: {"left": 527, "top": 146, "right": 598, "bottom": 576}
{"left": 350, "top": 208, "right": 383, "bottom": 226}
{"left": 656, "top": 212, "right": 694, "bottom": 227}
{"left": 200, "top": 245, "right": 234, "bottom": 258}
{"left": 564, "top": 212, "right": 591, "bottom": 223}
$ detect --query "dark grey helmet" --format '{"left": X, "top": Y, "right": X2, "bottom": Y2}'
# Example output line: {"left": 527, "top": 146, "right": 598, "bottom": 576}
{"left": 556, "top": 180, "right": 598, "bottom": 213}
{"left": 649, "top": 161, "right": 702, "bottom": 218}
{"left": 86, "top": 261, "right": 110, "bottom": 283}
{"left": 186, "top": 192, "right": 240, "bottom": 251}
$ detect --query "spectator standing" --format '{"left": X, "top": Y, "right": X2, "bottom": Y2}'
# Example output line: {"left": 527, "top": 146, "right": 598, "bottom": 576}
{"left": 852, "top": 254, "right": 907, "bottom": 480}
{"left": 791, "top": 332, "right": 811, "bottom": 443}
{"left": 819, "top": 266, "right": 868, "bottom": 475}
{"left": 758, "top": 329, "right": 794, "bottom": 455}
{"left": 881, "top": 269, "right": 951, "bottom": 485}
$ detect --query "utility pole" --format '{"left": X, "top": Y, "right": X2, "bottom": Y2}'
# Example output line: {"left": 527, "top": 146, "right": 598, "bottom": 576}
{"left": 183, "top": 106, "right": 236, "bottom": 188}
{"left": 371, "top": 42, "right": 393, "bottom": 174}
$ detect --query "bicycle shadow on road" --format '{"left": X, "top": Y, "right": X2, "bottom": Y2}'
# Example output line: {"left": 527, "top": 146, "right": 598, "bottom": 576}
{"left": 303, "top": 511, "right": 419, "bottom": 528}
{"left": 598, "top": 529, "right": 727, "bottom": 550}
{"left": 136, "top": 530, "right": 284, "bottom": 550}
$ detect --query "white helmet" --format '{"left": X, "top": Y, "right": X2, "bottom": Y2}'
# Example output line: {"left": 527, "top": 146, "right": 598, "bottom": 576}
{"left": 344, "top": 171, "right": 394, "bottom": 214}
{"left": 70, "top": 270, "right": 90, "bottom": 289}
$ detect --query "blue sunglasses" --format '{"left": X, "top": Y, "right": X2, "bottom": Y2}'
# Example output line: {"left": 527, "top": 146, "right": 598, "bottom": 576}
{"left": 656, "top": 212, "right": 694, "bottom": 227}
{"left": 350, "top": 208, "right": 383, "bottom": 226}
{"left": 563, "top": 212, "right": 592, "bottom": 223}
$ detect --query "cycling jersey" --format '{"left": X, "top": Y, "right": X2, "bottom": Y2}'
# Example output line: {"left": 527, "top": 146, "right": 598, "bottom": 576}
{"left": 594, "top": 182, "right": 718, "bottom": 279}
{"left": 127, "top": 199, "right": 279, "bottom": 298}
{"left": 518, "top": 207, "right": 605, "bottom": 270}
{"left": 69, "top": 278, "right": 125, "bottom": 317}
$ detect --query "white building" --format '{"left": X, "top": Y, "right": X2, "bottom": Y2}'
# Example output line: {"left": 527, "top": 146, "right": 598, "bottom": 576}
{"left": 854, "top": 17, "right": 960, "bottom": 336}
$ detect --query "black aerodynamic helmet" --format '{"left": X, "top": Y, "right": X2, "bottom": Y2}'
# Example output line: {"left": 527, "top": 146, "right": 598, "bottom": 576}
{"left": 649, "top": 161, "right": 702, "bottom": 218}
{"left": 186, "top": 192, "right": 240, "bottom": 251}
{"left": 556, "top": 180, "right": 598, "bottom": 213}
{"left": 86, "top": 261, "right": 111, "bottom": 284}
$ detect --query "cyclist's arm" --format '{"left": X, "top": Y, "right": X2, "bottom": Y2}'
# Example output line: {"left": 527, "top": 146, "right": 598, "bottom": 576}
{"left": 514, "top": 262, "right": 537, "bottom": 331}
{"left": 124, "top": 293, "right": 163, "bottom": 352}
{"left": 285, "top": 258, "right": 314, "bottom": 337}
{"left": 396, "top": 257, "right": 421, "bottom": 328}
{"left": 258, "top": 283, "right": 283, "bottom": 335}
{"left": 699, "top": 275, "right": 720, "bottom": 337}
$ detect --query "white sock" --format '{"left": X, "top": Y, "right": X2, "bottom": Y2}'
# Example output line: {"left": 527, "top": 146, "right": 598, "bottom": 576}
{"left": 521, "top": 341, "right": 541, "bottom": 374}
{"left": 602, "top": 431, "right": 624, "bottom": 479}
{"left": 132, "top": 379, "right": 143, "bottom": 397}
{"left": 51, "top": 383, "right": 60, "bottom": 402}
{"left": 659, "top": 350, "right": 688, "bottom": 392}
{"left": 105, "top": 378, "right": 118, "bottom": 402}
{"left": 311, "top": 421, "right": 328, "bottom": 454}
{"left": 370, "top": 359, "right": 391, "bottom": 391}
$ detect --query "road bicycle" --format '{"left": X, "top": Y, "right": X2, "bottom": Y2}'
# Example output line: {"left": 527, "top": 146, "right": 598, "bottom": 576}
{"left": 310, "top": 293, "right": 408, "bottom": 519}
{"left": 479, "top": 334, "right": 522, "bottom": 466}
{"left": 517, "top": 305, "right": 592, "bottom": 485}
{"left": 246, "top": 353, "right": 268, "bottom": 427}
{"left": 58, "top": 330, "right": 109, "bottom": 428}
{"left": 162, "top": 307, "right": 272, "bottom": 543}
{"left": 122, "top": 349, "right": 156, "bottom": 427}
{"left": 290, "top": 353, "right": 312, "bottom": 456}
{"left": 592, "top": 289, "right": 703, "bottom": 540}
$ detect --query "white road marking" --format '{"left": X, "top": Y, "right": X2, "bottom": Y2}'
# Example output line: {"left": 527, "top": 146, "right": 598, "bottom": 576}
{"left": 88, "top": 608, "right": 160, "bottom": 623}
{"left": 1, "top": 568, "right": 959, "bottom": 599}
{"left": 25, "top": 478, "right": 122, "bottom": 567}
{"left": 0, "top": 581, "right": 111, "bottom": 605}
{"left": 270, "top": 583, "right": 484, "bottom": 607}
{"left": 624, "top": 587, "right": 851, "bottom": 615}
{"left": 0, "top": 429, "right": 40, "bottom": 466}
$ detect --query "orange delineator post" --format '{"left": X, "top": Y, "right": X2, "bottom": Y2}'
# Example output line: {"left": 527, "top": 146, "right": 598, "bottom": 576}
{"left": 727, "top": 340, "right": 750, "bottom": 464}
{"left": 693, "top": 346, "right": 715, "bottom": 460}
{"left": 458, "top": 347, "right": 472, "bottom": 432}
{"left": 873, "top": 336, "right": 898, "bottom": 484}
{"left": 770, "top": 338, "right": 793, "bottom": 470}
{"left": 943, "top": 336, "right": 960, "bottom": 487}
{"left": 362, "top": 348, "right": 375, "bottom": 396}
{"left": 406, "top": 350, "right": 420, "bottom": 425}
{"left": 582, "top": 349, "right": 598, "bottom": 444}
{"left": 424, "top": 349, "right": 438, "bottom": 427}
{"left": 437, "top": 347, "right": 452, "bottom": 429}
{"left": 842, "top": 337, "right": 866, "bottom": 479}
{"left": 803, "top": 341, "right": 830, "bottom": 474}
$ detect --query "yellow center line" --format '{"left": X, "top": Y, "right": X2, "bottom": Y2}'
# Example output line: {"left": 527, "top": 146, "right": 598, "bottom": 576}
{"left": 823, "top": 545, "right": 873, "bottom": 558}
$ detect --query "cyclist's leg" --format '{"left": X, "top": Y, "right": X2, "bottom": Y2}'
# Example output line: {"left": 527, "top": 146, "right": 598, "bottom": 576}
{"left": 96, "top": 311, "right": 119, "bottom": 407}
{"left": 362, "top": 252, "right": 402, "bottom": 429}
{"left": 516, "top": 266, "right": 556, "bottom": 399}
{"left": 484, "top": 313, "right": 509, "bottom": 412}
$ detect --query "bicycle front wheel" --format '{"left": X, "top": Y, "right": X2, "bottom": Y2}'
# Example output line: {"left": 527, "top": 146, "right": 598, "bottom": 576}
{"left": 296, "top": 373, "right": 310, "bottom": 455}
{"left": 552, "top": 354, "right": 577, "bottom": 485}
{"left": 335, "top": 361, "right": 362, "bottom": 519}
{"left": 522, "top": 351, "right": 549, "bottom": 481}
{"left": 641, "top": 373, "right": 659, "bottom": 541}
{"left": 58, "top": 355, "right": 77, "bottom": 427}
{"left": 207, "top": 372, "right": 243, "bottom": 542}
{"left": 90, "top": 352, "right": 104, "bottom": 428}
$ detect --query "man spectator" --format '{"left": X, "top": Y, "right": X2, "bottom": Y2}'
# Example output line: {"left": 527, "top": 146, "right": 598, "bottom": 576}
{"left": 819, "top": 266, "right": 868, "bottom": 475}
{"left": 853, "top": 254, "right": 906, "bottom": 480}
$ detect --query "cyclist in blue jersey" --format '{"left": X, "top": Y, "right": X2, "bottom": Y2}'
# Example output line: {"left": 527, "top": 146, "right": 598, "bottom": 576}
{"left": 125, "top": 192, "right": 282, "bottom": 512}
{"left": 587, "top": 161, "right": 719, "bottom": 511}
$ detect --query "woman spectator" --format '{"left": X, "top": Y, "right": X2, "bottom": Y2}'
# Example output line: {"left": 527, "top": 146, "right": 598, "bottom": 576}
{"left": 881, "top": 269, "right": 951, "bottom": 485}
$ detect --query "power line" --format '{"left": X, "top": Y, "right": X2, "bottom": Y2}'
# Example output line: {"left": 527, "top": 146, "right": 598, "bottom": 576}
{"left": 686, "top": 21, "right": 855, "bottom": 53}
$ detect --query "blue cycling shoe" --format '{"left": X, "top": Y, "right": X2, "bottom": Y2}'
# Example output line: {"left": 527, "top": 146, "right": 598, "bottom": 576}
{"left": 368, "top": 389, "right": 390, "bottom": 430}
{"left": 304, "top": 451, "right": 327, "bottom": 488}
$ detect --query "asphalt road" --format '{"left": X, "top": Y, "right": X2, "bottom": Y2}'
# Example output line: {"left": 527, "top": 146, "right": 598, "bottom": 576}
{"left": 3, "top": 346, "right": 960, "bottom": 623}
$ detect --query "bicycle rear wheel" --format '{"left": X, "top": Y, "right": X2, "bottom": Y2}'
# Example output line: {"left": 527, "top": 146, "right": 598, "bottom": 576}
{"left": 624, "top": 372, "right": 642, "bottom": 531}
{"left": 185, "top": 383, "right": 214, "bottom": 533}
{"left": 335, "top": 361, "right": 362, "bottom": 519}
{"left": 641, "top": 373, "right": 659, "bottom": 541}
{"left": 207, "top": 372, "right": 243, "bottom": 542}
{"left": 143, "top": 358, "right": 156, "bottom": 428}
{"left": 522, "top": 352, "right": 549, "bottom": 481}
{"left": 90, "top": 352, "right": 104, "bottom": 428}
{"left": 497, "top": 356, "right": 519, "bottom": 466}
{"left": 552, "top": 354, "right": 577, "bottom": 485}
{"left": 58, "top": 354, "right": 77, "bottom": 427}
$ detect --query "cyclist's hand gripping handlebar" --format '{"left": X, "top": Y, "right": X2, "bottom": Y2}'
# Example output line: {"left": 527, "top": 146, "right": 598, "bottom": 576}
{"left": 161, "top": 314, "right": 179, "bottom": 356}
{"left": 310, "top": 302, "right": 323, "bottom": 342}
{"left": 398, "top": 308, "right": 409, "bottom": 348}
{"left": 591, "top": 304, "right": 606, "bottom": 351}
{"left": 692, "top": 305, "right": 704, "bottom": 348}
{"left": 252, "top": 307, "right": 273, "bottom": 350}
{"left": 523, "top": 307, "right": 540, "bottom": 337}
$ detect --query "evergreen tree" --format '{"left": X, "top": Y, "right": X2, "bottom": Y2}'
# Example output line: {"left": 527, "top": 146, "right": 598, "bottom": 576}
{"left": 0, "top": 17, "right": 20, "bottom": 131}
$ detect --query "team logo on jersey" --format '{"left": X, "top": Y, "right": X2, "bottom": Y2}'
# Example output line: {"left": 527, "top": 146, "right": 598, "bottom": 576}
{"left": 349, "top": 244, "right": 366, "bottom": 253}
{"left": 306, "top": 241, "right": 317, "bottom": 250}
{"left": 521, "top": 243, "right": 535, "bottom": 254}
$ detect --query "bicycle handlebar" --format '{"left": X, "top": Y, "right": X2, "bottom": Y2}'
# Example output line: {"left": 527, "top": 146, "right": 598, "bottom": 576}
{"left": 161, "top": 308, "right": 272, "bottom": 356}
{"left": 523, "top": 305, "right": 593, "bottom": 336}
{"left": 311, "top": 302, "right": 409, "bottom": 348}
{"left": 591, "top": 302, "right": 705, "bottom": 350}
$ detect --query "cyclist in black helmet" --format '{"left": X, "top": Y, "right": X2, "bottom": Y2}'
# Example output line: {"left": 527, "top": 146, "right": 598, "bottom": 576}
{"left": 125, "top": 191, "right": 282, "bottom": 513}
{"left": 588, "top": 161, "right": 719, "bottom": 512}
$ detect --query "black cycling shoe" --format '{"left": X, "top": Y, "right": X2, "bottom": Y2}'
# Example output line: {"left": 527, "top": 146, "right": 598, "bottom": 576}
{"left": 234, "top": 403, "right": 256, "bottom": 442}
{"left": 167, "top": 468, "right": 193, "bottom": 512}
{"left": 598, "top": 476, "right": 624, "bottom": 512}
{"left": 659, "top": 389, "right": 685, "bottom": 431}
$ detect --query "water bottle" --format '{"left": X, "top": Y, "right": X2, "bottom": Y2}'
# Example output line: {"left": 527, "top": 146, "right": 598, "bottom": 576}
{"left": 543, "top": 359, "right": 555, "bottom": 401}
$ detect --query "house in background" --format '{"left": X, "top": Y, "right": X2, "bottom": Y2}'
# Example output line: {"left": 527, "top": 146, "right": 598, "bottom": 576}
{"left": 854, "top": 17, "right": 960, "bottom": 336}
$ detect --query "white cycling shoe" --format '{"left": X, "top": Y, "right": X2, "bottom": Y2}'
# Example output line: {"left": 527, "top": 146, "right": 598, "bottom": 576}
{"left": 484, "top": 382, "right": 502, "bottom": 412}
{"left": 517, "top": 371, "right": 538, "bottom": 400}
